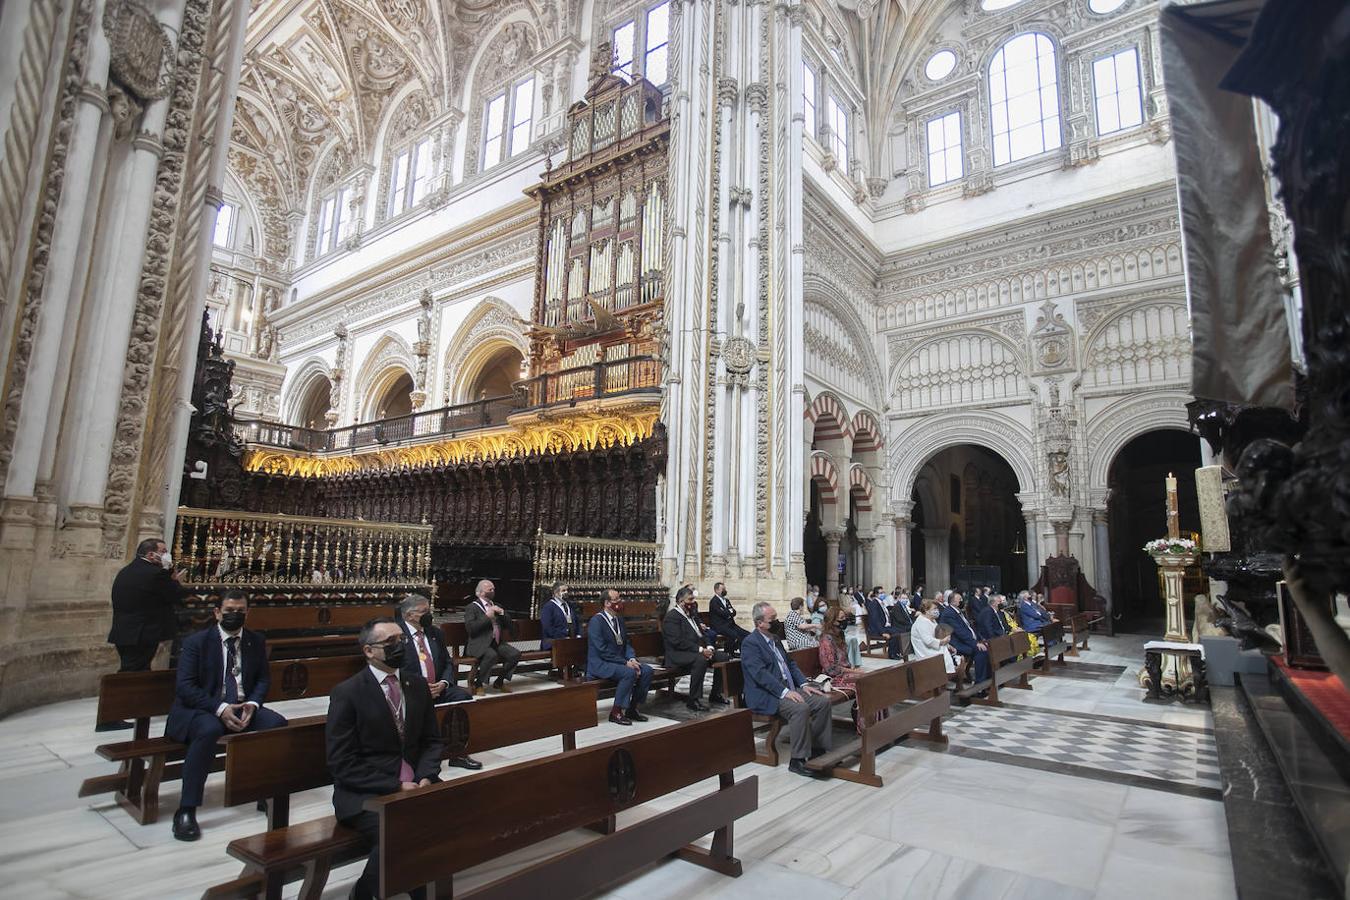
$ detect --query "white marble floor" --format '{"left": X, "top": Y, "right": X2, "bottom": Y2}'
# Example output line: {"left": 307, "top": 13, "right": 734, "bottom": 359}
{"left": 0, "top": 633, "right": 1236, "bottom": 899}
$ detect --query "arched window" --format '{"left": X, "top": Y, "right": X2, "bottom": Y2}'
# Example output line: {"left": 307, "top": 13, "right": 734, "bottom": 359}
{"left": 988, "top": 33, "right": 1061, "bottom": 166}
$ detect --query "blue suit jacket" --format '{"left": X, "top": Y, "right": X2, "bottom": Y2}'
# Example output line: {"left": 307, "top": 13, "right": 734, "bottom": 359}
{"left": 741, "top": 630, "right": 806, "bottom": 715}
{"left": 586, "top": 612, "right": 634, "bottom": 673}
{"left": 166, "top": 625, "right": 269, "bottom": 740}
{"left": 938, "top": 605, "right": 981, "bottom": 656}
{"left": 864, "top": 597, "right": 896, "bottom": 636}
{"left": 1018, "top": 600, "right": 1054, "bottom": 632}
{"left": 975, "top": 604, "right": 1007, "bottom": 641}
{"left": 540, "top": 599, "right": 582, "bottom": 650}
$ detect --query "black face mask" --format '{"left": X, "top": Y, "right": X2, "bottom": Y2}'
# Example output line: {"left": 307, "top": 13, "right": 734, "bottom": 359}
{"left": 381, "top": 642, "right": 405, "bottom": 669}
{"left": 220, "top": 611, "right": 246, "bottom": 632}
{"left": 418, "top": 612, "right": 434, "bottom": 631}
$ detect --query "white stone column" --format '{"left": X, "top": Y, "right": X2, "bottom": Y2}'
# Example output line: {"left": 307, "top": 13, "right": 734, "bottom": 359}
{"left": 1024, "top": 512, "right": 1041, "bottom": 587}
{"left": 822, "top": 526, "right": 844, "bottom": 600}
{"left": 1092, "top": 508, "right": 1112, "bottom": 613}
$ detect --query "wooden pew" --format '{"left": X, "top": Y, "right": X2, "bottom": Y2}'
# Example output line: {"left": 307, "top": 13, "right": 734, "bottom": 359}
{"left": 578, "top": 600, "right": 663, "bottom": 631}
{"left": 857, "top": 612, "right": 913, "bottom": 660}
{"left": 548, "top": 632, "right": 685, "bottom": 698}
{"left": 1064, "top": 612, "right": 1101, "bottom": 656}
{"left": 805, "top": 655, "right": 950, "bottom": 786}
{"left": 440, "top": 618, "right": 553, "bottom": 687}
{"left": 246, "top": 603, "right": 394, "bottom": 658}
{"left": 78, "top": 656, "right": 365, "bottom": 824}
{"left": 1033, "top": 622, "right": 1071, "bottom": 673}
{"left": 368, "top": 710, "right": 758, "bottom": 899}
{"left": 205, "top": 683, "right": 603, "bottom": 900}
{"left": 953, "top": 631, "right": 1035, "bottom": 707}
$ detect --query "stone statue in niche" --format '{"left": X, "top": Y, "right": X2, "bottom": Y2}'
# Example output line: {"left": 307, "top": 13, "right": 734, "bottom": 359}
{"left": 1048, "top": 451, "right": 1070, "bottom": 499}
{"left": 417, "top": 290, "right": 433, "bottom": 345}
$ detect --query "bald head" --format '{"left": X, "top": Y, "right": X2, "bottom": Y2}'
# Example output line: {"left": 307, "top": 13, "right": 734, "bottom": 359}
{"left": 475, "top": 580, "right": 495, "bottom": 602}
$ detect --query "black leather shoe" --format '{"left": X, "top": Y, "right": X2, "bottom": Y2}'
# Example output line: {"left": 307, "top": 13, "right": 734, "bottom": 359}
{"left": 256, "top": 800, "right": 268, "bottom": 813}
{"left": 787, "top": 758, "right": 821, "bottom": 778}
{"left": 172, "top": 807, "right": 201, "bottom": 841}
{"left": 95, "top": 720, "right": 134, "bottom": 732}
{"left": 626, "top": 707, "right": 649, "bottom": 722}
{"left": 448, "top": 755, "right": 483, "bottom": 770}
{"left": 609, "top": 710, "right": 633, "bottom": 726}
{"left": 708, "top": 695, "right": 731, "bottom": 706}
{"left": 686, "top": 699, "right": 709, "bottom": 712}
{"left": 811, "top": 746, "right": 829, "bottom": 759}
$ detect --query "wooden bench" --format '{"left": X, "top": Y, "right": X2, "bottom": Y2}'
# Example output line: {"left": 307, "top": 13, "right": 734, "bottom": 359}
{"left": 858, "top": 612, "right": 913, "bottom": 660}
{"left": 204, "top": 683, "right": 602, "bottom": 899}
{"left": 548, "top": 632, "right": 687, "bottom": 699}
{"left": 368, "top": 710, "right": 758, "bottom": 899}
{"left": 954, "top": 631, "right": 1035, "bottom": 707}
{"left": 1033, "top": 622, "right": 1071, "bottom": 673}
{"left": 579, "top": 600, "right": 663, "bottom": 631}
{"left": 1064, "top": 612, "right": 1102, "bottom": 656}
{"left": 806, "top": 655, "right": 950, "bottom": 786}
{"left": 246, "top": 603, "right": 394, "bottom": 659}
{"left": 440, "top": 618, "right": 554, "bottom": 687}
{"left": 79, "top": 655, "right": 365, "bottom": 824}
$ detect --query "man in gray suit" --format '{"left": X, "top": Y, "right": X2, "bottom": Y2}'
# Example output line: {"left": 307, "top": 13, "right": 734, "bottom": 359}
{"left": 463, "top": 579, "right": 521, "bottom": 695}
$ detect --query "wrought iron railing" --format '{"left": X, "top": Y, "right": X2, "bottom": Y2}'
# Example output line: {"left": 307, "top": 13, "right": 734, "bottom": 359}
{"left": 234, "top": 356, "right": 660, "bottom": 452}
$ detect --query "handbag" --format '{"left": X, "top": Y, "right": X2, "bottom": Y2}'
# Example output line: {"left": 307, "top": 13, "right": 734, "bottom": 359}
{"left": 811, "top": 674, "right": 832, "bottom": 692}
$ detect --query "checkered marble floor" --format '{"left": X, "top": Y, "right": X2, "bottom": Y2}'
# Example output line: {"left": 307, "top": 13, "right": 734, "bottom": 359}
{"left": 944, "top": 703, "right": 1222, "bottom": 792}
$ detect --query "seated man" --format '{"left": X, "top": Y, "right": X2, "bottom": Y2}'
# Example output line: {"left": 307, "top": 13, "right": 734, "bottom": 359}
{"left": 742, "top": 601, "right": 832, "bottom": 777}
{"left": 975, "top": 592, "right": 1009, "bottom": 641}
{"left": 1017, "top": 590, "right": 1056, "bottom": 638}
{"left": 708, "top": 581, "right": 751, "bottom": 654}
{"left": 864, "top": 590, "right": 905, "bottom": 660}
{"left": 938, "top": 592, "right": 990, "bottom": 684}
{"left": 539, "top": 581, "right": 582, "bottom": 650}
{"left": 587, "top": 589, "right": 653, "bottom": 725}
{"left": 464, "top": 579, "right": 521, "bottom": 694}
{"left": 327, "top": 618, "right": 443, "bottom": 900}
{"left": 166, "top": 590, "right": 287, "bottom": 841}
{"left": 662, "top": 586, "right": 731, "bottom": 711}
{"left": 396, "top": 594, "right": 478, "bottom": 770}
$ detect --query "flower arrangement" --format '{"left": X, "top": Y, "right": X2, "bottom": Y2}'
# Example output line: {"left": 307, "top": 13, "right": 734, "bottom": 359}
{"left": 1143, "top": 538, "right": 1198, "bottom": 555}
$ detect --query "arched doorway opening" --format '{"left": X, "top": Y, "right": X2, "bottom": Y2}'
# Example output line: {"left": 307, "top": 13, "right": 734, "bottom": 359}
{"left": 804, "top": 481, "right": 828, "bottom": 591}
{"left": 292, "top": 375, "right": 332, "bottom": 430}
{"left": 463, "top": 345, "right": 524, "bottom": 401}
{"left": 910, "top": 444, "right": 1027, "bottom": 593}
{"left": 1106, "top": 429, "right": 1203, "bottom": 631}
{"left": 373, "top": 372, "right": 415, "bottom": 420}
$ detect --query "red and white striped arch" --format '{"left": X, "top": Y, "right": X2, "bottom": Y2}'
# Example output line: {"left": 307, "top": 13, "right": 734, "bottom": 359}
{"left": 850, "top": 410, "right": 883, "bottom": 454}
{"left": 848, "top": 463, "right": 875, "bottom": 512}
{"left": 805, "top": 391, "right": 853, "bottom": 445}
{"left": 809, "top": 451, "right": 840, "bottom": 505}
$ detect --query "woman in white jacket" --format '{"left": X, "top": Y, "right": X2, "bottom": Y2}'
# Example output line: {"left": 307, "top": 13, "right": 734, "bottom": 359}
{"left": 909, "top": 598, "right": 955, "bottom": 674}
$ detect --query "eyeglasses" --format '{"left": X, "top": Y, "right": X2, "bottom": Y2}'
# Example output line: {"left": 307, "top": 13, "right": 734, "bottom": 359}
{"left": 365, "top": 637, "right": 401, "bottom": 649}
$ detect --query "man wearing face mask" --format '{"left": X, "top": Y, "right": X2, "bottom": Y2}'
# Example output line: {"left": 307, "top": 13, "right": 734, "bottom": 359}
{"left": 588, "top": 589, "right": 654, "bottom": 725}
{"left": 106, "top": 538, "right": 187, "bottom": 680}
{"left": 539, "top": 581, "right": 582, "bottom": 651}
{"left": 662, "top": 586, "right": 732, "bottom": 711}
{"left": 165, "top": 590, "right": 287, "bottom": 840}
{"left": 327, "top": 618, "right": 444, "bottom": 900}
{"left": 463, "top": 579, "right": 521, "bottom": 694}
{"left": 708, "top": 582, "right": 751, "bottom": 654}
{"left": 396, "top": 595, "right": 475, "bottom": 718}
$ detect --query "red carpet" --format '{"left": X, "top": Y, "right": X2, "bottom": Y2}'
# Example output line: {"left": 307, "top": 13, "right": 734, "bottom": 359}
{"left": 1273, "top": 658, "right": 1350, "bottom": 744}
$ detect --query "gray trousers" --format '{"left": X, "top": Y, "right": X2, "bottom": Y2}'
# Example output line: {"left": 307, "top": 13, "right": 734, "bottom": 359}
{"left": 778, "top": 691, "right": 833, "bottom": 760}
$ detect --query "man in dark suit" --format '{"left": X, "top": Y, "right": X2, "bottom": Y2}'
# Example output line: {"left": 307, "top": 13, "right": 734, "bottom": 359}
{"left": 1017, "top": 591, "right": 1056, "bottom": 636}
{"left": 742, "top": 601, "right": 831, "bottom": 777}
{"left": 975, "top": 593, "right": 1009, "bottom": 641}
{"left": 396, "top": 595, "right": 478, "bottom": 772}
{"left": 327, "top": 618, "right": 444, "bottom": 900}
{"left": 463, "top": 579, "right": 520, "bottom": 694}
{"left": 939, "top": 592, "right": 990, "bottom": 683}
{"left": 662, "top": 586, "right": 731, "bottom": 711}
{"left": 587, "top": 589, "right": 653, "bottom": 725}
{"left": 865, "top": 591, "right": 906, "bottom": 660}
{"left": 165, "top": 590, "right": 287, "bottom": 840}
{"left": 707, "top": 582, "right": 750, "bottom": 653}
{"left": 539, "top": 581, "right": 582, "bottom": 650}
{"left": 107, "top": 537, "right": 186, "bottom": 674}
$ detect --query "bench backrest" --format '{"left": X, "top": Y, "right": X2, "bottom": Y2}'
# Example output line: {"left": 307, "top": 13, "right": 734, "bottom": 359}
{"left": 550, "top": 635, "right": 587, "bottom": 669}
{"left": 1011, "top": 631, "right": 1032, "bottom": 656}
{"left": 987, "top": 634, "right": 1014, "bottom": 665}
{"left": 578, "top": 600, "right": 661, "bottom": 620}
{"left": 246, "top": 603, "right": 394, "bottom": 633}
{"left": 629, "top": 630, "right": 664, "bottom": 661}
{"left": 791, "top": 647, "right": 821, "bottom": 679}
{"left": 223, "top": 683, "right": 602, "bottom": 807}
{"left": 371, "top": 710, "right": 756, "bottom": 897}
{"left": 264, "top": 655, "right": 366, "bottom": 702}
{"left": 440, "top": 618, "right": 543, "bottom": 653}
{"left": 440, "top": 621, "right": 467, "bottom": 652}
{"left": 1041, "top": 622, "right": 1066, "bottom": 645}
{"left": 907, "top": 654, "right": 949, "bottom": 696}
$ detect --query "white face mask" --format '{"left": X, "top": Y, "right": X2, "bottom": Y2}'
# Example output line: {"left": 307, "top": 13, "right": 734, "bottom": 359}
{"left": 159, "top": 552, "right": 173, "bottom": 570}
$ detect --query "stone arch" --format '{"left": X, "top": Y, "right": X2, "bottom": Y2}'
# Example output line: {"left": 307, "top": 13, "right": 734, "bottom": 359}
{"left": 807, "top": 390, "right": 854, "bottom": 442}
{"left": 848, "top": 463, "right": 875, "bottom": 509}
{"left": 888, "top": 329, "right": 1027, "bottom": 410}
{"left": 803, "top": 276, "right": 886, "bottom": 410}
{"left": 850, "top": 409, "right": 883, "bottom": 454}
{"left": 283, "top": 357, "right": 334, "bottom": 426}
{"left": 442, "top": 297, "right": 530, "bottom": 405}
{"left": 1085, "top": 391, "right": 1194, "bottom": 491}
{"left": 809, "top": 450, "right": 842, "bottom": 530}
{"left": 353, "top": 332, "right": 417, "bottom": 421}
{"left": 888, "top": 412, "right": 1038, "bottom": 506}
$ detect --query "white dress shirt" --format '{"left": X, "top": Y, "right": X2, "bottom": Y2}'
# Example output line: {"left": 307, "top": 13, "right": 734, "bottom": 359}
{"left": 215, "top": 625, "right": 258, "bottom": 716}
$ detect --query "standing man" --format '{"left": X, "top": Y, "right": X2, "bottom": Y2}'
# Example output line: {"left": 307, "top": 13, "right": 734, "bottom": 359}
{"left": 396, "top": 595, "right": 477, "bottom": 774}
{"left": 107, "top": 538, "right": 186, "bottom": 674}
{"left": 708, "top": 582, "right": 750, "bottom": 654}
{"left": 741, "top": 602, "right": 832, "bottom": 777}
{"left": 327, "top": 618, "right": 443, "bottom": 900}
{"left": 463, "top": 579, "right": 521, "bottom": 694}
{"left": 539, "top": 581, "right": 581, "bottom": 650}
{"left": 165, "top": 590, "right": 287, "bottom": 840}
{"left": 587, "top": 589, "right": 653, "bottom": 725}
{"left": 662, "top": 586, "right": 731, "bottom": 711}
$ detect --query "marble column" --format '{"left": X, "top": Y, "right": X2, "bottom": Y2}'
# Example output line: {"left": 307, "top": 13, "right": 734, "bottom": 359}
{"left": 895, "top": 516, "right": 912, "bottom": 589}
{"left": 1024, "top": 512, "right": 1041, "bottom": 586}
{"left": 1092, "top": 508, "right": 1112, "bottom": 617}
{"left": 822, "top": 526, "right": 844, "bottom": 600}
{"left": 858, "top": 535, "right": 875, "bottom": 588}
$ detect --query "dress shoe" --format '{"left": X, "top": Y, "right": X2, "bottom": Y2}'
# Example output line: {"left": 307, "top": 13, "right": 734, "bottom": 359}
{"left": 608, "top": 710, "right": 633, "bottom": 726}
{"left": 787, "top": 758, "right": 822, "bottom": 778}
{"left": 626, "top": 707, "right": 649, "bottom": 722}
{"left": 448, "top": 755, "right": 483, "bottom": 770}
{"left": 95, "top": 719, "right": 135, "bottom": 732}
{"left": 686, "top": 699, "right": 709, "bottom": 712}
{"left": 493, "top": 679, "right": 512, "bottom": 693}
{"left": 256, "top": 800, "right": 268, "bottom": 813}
{"left": 172, "top": 807, "right": 201, "bottom": 841}
{"left": 708, "top": 694, "right": 731, "bottom": 706}
{"left": 473, "top": 685, "right": 485, "bottom": 697}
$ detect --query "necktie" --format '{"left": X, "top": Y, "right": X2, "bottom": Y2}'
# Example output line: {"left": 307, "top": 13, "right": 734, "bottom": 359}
{"left": 416, "top": 632, "right": 435, "bottom": 682}
{"left": 382, "top": 674, "right": 416, "bottom": 783}
{"left": 224, "top": 637, "right": 239, "bottom": 703}
{"left": 768, "top": 635, "right": 790, "bottom": 682}
{"left": 484, "top": 603, "right": 499, "bottom": 643}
